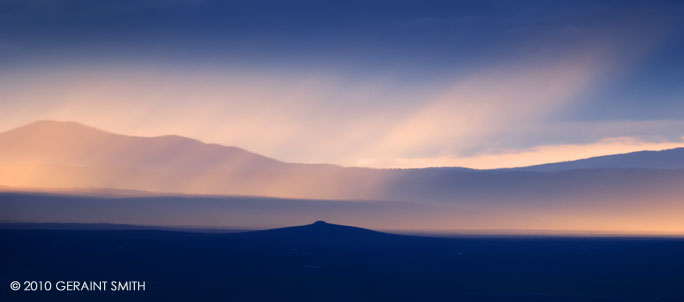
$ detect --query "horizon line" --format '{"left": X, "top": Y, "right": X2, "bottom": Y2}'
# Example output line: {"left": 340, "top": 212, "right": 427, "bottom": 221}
{"left": 2, "top": 220, "right": 684, "bottom": 238}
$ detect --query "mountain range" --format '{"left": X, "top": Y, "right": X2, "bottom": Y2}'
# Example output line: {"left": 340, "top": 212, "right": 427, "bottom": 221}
{"left": 3, "top": 120, "right": 684, "bottom": 198}
{"left": 1, "top": 120, "right": 684, "bottom": 233}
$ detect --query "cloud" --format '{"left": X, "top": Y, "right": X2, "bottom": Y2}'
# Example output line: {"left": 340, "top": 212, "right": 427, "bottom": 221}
{"left": 0, "top": 18, "right": 679, "bottom": 169}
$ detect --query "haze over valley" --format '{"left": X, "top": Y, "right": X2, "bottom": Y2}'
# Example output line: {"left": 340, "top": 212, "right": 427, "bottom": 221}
{"left": 2, "top": 120, "right": 684, "bottom": 235}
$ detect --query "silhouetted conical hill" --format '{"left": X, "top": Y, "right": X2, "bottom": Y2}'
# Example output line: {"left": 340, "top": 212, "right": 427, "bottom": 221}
{"left": 228, "top": 221, "right": 413, "bottom": 246}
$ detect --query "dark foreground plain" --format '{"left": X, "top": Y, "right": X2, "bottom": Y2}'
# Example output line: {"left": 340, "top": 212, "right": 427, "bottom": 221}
{"left": 2, "top": 222, "right": 684, "bottom": 301}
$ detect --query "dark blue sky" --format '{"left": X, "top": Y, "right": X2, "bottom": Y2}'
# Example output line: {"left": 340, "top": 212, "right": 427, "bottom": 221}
{"left": 3, "top": 0, "right": 681, "bottom": 73}
{"left": 2, "top": 0, "right": 684, "bottom": 168}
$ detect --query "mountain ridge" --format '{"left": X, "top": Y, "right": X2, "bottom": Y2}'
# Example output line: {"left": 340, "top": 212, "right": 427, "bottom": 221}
{"left": 3, "top": 120, "right": 684, "bottom": 206}
{"left": 4, "top": 120, "right": 683, "bottom": 171}
{"left": 511, "top": 148, "right": 684, "bottom": 171}
{"left": 0, "top": 120, "right": 388, "bottom": 199}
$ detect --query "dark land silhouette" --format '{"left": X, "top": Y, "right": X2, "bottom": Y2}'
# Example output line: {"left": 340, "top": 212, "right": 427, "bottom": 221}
{"left": 2, "top": 222, "right": 684, "bottom": 301}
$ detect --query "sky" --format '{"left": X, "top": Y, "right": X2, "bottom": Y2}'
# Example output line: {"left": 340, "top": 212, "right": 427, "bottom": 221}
{"left": 1, "top": 0, "right": 684, "bottom": 169}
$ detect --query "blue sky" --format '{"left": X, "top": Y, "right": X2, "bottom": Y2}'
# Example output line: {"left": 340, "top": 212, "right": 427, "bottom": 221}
{"left": 2, "top": 0, "right": 684, "bottom": 168}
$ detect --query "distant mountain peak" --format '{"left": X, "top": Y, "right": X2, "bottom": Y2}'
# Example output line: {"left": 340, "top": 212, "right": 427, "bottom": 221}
{"left": 1, "top": 119, "right": 277, "bottom": 160}
{"left": 228, "top": 221, "right": 403, "bottom": 246}
{"left": 4, "top": 120, "right": 107, "bottom": 135}
{"left": 23, "top": 120, "right": 90, "bottom": 128}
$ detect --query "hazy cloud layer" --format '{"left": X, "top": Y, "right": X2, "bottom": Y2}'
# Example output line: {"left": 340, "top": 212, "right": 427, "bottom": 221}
{"left": 2, "top": 0, "right": 684, "bottom": 168}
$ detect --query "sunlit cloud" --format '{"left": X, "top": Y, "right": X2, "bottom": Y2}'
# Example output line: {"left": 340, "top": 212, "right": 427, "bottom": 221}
{"left": 0, "top": 18, "right": 681, "bottom": 169}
